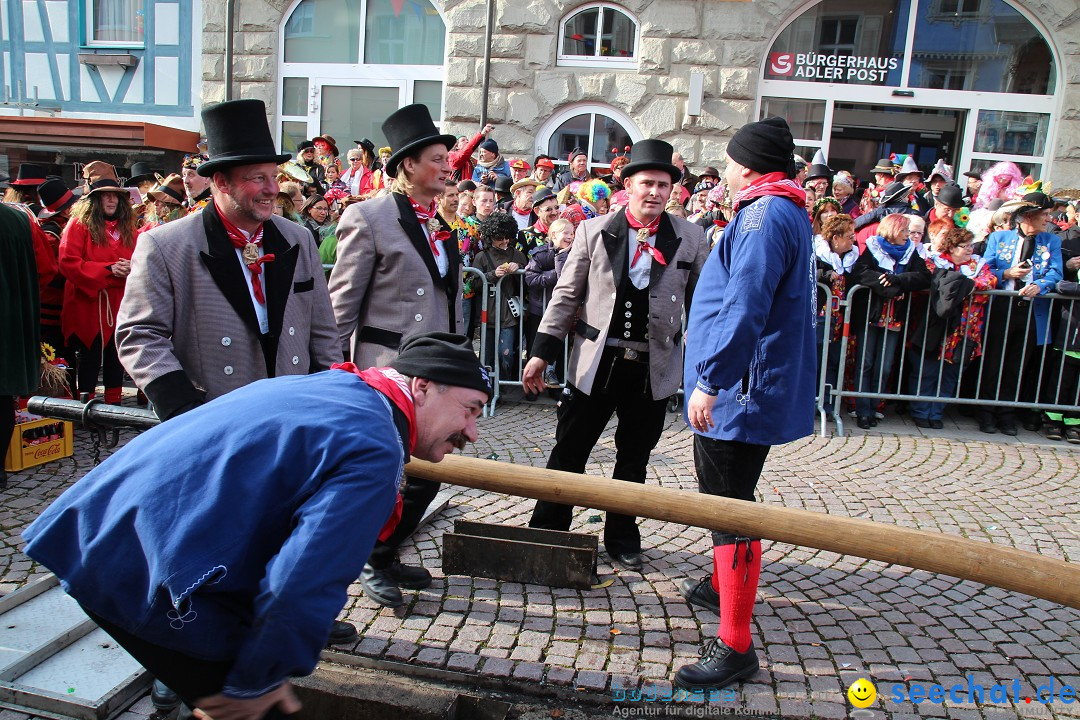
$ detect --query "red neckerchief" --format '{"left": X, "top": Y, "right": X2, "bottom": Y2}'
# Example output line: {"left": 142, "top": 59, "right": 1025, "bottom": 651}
{"left": 534, "top": 219, "right": 549, "bottom": 234}
{"left": 215, "top": 205, "right": 274, "bottom": 305}
{"left": 331, "top": 363, "right": 415, "bottom": 542}
{"left": 512, "top": 203, "right": 531, "bottom": 216}
{"left": 732, "top": 171, "right": 806, "bottom": 213}
{"left": 408, "top": 196, "right": 444, "bottom": 256}
{"left": 104, "top": 219, "right": 122, "bottom": 246}
{"left": 625, "top": 208, "right": 667, "bottom": 267}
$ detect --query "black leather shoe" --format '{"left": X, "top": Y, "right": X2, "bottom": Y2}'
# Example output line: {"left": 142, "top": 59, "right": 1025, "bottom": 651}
{"left": 611, "top": 552, "right": 644, "bottom": 570}
{"left": 674, "top": 639, "right": 759, "bottom": 691}
{"left": 386, "top": 561, "right": 432, "bottom": 590}
{"left": 977, "top": 413, "right": 997, "bottom": 433}
{"left": 680, "top": 577, "right": 720, "bottom": 614}
{"left": 856, "top": 416, "right": 872, "bottom": 430}
{"left": 998, "top": 421, "right": 1019, "bottom": 437}
{"left": 1045, "top": 422, "right": 1065, "bottom": 441}
{"left": 151, "top": 680, "right": 181, "bottom": 711}
{"left": 327, "top": 620, "right": 358, "bottom": 645}
{"left": 1022, "top": 416, "right": 1042, "bottom": 432}
{"left": 930, "top": 419, "right": 944, "bottom": 429}
{"left": 360, "top": 564, "right": 405, "bottom": 607}
{"left": 912, "top": 417, "right": 931, "bottom": 428}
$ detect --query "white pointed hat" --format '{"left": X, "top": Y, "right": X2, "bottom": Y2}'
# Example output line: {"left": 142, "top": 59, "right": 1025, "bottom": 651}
{"left": 897, "top": 155, "right": 922, "bottom": 180}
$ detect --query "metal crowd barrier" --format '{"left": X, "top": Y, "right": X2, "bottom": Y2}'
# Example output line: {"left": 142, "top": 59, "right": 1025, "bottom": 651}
{"left": 828, "top": 284, "right": 1080, "bottom": 437}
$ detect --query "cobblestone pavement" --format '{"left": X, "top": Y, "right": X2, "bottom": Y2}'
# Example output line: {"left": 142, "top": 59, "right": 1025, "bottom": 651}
{"left": 2, "top": 388, "right": 1078, "bottom": 720}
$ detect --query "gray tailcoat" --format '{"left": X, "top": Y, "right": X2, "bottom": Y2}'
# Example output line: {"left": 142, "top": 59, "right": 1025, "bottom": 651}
{"left": 530, "top": 211, "right": 709, "bottom": 399}
{"left": 329, "top": 192, "right": 464, "bottom": 368}
{"left": 116, "top": 204, "right": 341, "bottom": 419}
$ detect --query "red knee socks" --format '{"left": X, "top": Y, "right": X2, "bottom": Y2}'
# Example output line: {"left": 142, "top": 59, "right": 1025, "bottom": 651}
{"left": 713, "top": 539, "right": 761, "bottom": 653}
{"left": 104, "top": 387, "right": 123, "bottom": 405}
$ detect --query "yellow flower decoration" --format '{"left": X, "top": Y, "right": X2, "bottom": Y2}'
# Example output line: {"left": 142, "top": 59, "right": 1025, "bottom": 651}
{"left": 40, "top": 342, "right": 56, "bottom": 363}
{"left": 953, "top": 207, "right": 970, "bottom": 229}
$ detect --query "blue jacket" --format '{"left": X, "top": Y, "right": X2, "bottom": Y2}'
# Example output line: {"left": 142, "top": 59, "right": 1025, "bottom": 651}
{"left": 23, "top": 370, "right": 401, "bottom": 698}
{"left": 684, "top": 194, "right": 817, "bottom": 445}
{"left": 983, "top": 229, "right": 1063, "bottom": 345}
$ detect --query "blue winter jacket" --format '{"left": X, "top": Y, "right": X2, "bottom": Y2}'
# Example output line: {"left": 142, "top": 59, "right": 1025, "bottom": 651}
{"left": 23, "top": 370, "right": 401, "bottom": 699}
{"left": 983, "top": 229, "right": 1063, "bottom": 345}
{"left": 684, "top": 194, "right": 817, "bottom": 445}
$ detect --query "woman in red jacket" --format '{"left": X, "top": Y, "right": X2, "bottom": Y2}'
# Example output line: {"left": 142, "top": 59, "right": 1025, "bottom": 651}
{"left": 59, "top": 163, "right": 138, "bottom": 404}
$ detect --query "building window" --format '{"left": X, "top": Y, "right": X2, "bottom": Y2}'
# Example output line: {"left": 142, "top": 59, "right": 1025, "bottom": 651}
{"left": 937, "top": 0, "right": 981, "bottom": 16}
{"left": 284, "top": 0, "right": 362, "bottom": 64}
{"left": 86, "top": 0, "right": 145, "bottom": 47}
{"left": 558, "top": 4, "right": 638, "bottom": 69}
{"left": 540, "top": 105, "right": 642, "bottom": 175}
{"left": 818, "top": 17, "right": 859, "bottom": 56}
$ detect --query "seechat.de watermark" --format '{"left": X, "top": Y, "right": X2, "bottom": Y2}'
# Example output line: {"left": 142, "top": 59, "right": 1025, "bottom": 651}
{"left": 848, "top": 677, "right": 1077, "bottom": 709}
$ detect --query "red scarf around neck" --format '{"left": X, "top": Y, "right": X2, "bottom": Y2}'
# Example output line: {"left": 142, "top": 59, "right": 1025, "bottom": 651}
{"left": 731, "top": 172, "right": 806, "bottom": 213}
{"left": 625, "top": 208, "right": 667, "bottom": 267}
{"left": 512, "top": 203, "right": 532, "bottom": 217}
{"left": 215, "top": 205, "right": 274, "bottom": 305}
{"left": 409, "top": 196, "right": 446, "bottom": 257}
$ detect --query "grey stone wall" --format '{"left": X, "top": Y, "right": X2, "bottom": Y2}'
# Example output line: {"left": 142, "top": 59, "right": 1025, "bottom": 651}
{"left": 206, "top": 0, "right": 1080, "bottom": 187}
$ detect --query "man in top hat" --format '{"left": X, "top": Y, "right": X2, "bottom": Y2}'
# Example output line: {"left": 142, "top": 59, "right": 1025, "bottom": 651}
{"left": 329, "top": 103, "right": 467, "bottom": 610}
{"left": 181, "top": 153, "right": 212, "bottom": 212}
{"left": 507, "top": 177, "right": 542, "bottom": 231}
{"left": 962, "top": 169, "right": 983, "bottom": 206}
{"left": 7, "top": 163, "right": 47, "bottom": 215}
{"left": 294, "top": 140, "right": 326, "bottom": 194}
{"left": 802, "top": 150, "right": 831, "bottom": 198}
{"left": 522, "top": 138, "right": 710, "bottom": 571}
{"left": 532, "top": 155, "right": 556, "bottom": 188}
{"left": 509, "top": 158, "right": 532, "bottom": 183}
{"left": 860, "top": 158, "right": 896, "bottom": 215}
{"left": 24, "top": 331, "right": 491, "bottom": 720}
{"left": 677, "top": 116, "right": 816, "bottom": 691}
{"left": 553, "top": 148, "right": 591, "bottom": 192}
{"left": 472, "top": 137, "right": 511, "bottom": 185}
{"left": 977, "top": 191, "right": 1063, "bottom": 436}
{"left": 125, "top": 161, "right": 158, "bottom": 199}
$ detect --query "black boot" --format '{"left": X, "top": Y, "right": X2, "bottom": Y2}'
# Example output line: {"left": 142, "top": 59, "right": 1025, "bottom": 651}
{"left": 327, "top": 620, "right": 358, "bottom": 645}
{"left": 385, "top": 560, "right": 433, "bottom": 590}
{"left": 674, "top": 639, "right": 759, "bottom": 691}
{"left": 680, "top": 577, "right": 720, "bottom": 614}
{"left": 360, "top": 564, "right": 405, "bottom": 608}
{"left": 151, "top": 679, "right": 181, "bottom": 711}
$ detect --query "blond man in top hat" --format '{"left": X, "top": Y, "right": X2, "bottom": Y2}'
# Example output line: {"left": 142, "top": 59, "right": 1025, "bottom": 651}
{"left": 329, "top": 102, "right": 466, "bottom": 610}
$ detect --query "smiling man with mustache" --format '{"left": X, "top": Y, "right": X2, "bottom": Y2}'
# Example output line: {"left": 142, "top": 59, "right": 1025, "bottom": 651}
{"left": 24, "top": 332, "right": 491, "bottom": 720}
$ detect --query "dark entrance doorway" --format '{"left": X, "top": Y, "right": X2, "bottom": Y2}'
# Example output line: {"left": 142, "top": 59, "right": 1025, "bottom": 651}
{"left": 828, "top": 104, "right": 966, "bottom": 181}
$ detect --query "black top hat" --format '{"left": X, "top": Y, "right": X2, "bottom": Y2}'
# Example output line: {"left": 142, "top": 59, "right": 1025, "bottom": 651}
{"left": 198, "top": 99, "right": 291, "bottom": 177}
{"left": 37, "top": 178, "right": 77, "bottom": 217}
{"left": 532, "top": 187, "right": 556, "bottom": 206}
{"left": 126, "top": 161, "right": 157, "bottom": 187}
{"left": 355, "top": 138, "right": 376, "bottom": 154}
{"left": 621, "top": 139, "right": 680, "bottom": 183}
{"left": 381, "top": 104, "right": 456, "bottom": 177}
{"left": 297, "top": 140, "right": 315, "bottom": 152}
{"left": 936, "top": 183, "right": 965, "bottom": 209}
{"left": 11, "top": 163, "right": 47, "bottom": 186}
{"left": 962, "top": 170, "right": 982, "bottom": 180}
{"left": 804, "top": 163, "right": 832, "bottom": 182}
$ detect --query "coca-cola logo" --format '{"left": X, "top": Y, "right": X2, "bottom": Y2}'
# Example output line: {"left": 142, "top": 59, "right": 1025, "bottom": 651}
{"left": 32, "top": 444, "right": 62, "bottom": 460}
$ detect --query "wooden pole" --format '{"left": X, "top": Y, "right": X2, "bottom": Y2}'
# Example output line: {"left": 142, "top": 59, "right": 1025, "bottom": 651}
{"left": 407, "top": 455, "right": 1080, "bottom": 611}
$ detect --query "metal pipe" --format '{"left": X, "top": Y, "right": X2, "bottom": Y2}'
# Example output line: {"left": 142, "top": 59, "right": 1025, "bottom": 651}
{"left": 27, "top": 398, "right": 160, "bottom": 431}
{"left": 224, "top": 0, "right": 236, "bottom": 101}
{"left": 479, "top": 0, "right": 494, "bottom": 126}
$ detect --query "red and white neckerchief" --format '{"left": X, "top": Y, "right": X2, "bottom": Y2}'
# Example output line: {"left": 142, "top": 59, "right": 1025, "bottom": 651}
{"left": 511, "top": 203, "right": 531, "bottom": 217}
{"left": 625, "top": 209, "right": 666, "bottom": 267}
{"left": 104, "top": 219, "right": 122, "bottom": 247}
{"left": 731, "top": 171, "right": 806, "bottom": 213}
{"left": 533, "top": 219, "right": 549, "bottom": 235}
{"left": 408, "top": 196, "right": 446, "bottom": 257}
{"left": 331, "top": 363, "right": 414, "bottom": 541}
{"left": 215, "top": 206, "right": 274, "bottom": 305}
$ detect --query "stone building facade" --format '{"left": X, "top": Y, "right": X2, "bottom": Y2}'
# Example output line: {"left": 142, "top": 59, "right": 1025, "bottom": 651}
{"left": 205, "top": 0, "right": 1079, "bottom": 186}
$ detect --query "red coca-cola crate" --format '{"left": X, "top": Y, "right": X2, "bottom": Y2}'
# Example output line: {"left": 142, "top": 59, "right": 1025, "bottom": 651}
{"left": 4, "top": 415, "right": 74, "bottom": 472}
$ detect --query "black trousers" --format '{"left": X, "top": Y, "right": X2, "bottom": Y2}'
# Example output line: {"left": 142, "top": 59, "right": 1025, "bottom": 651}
{"left": 977, "top": 296, "right": 1048, "bottom": 419}
{"left": 69, "top": 334, "right": 125, "bottom": 396}
{"left": 83, "top": 607, "right": 297, "bottom": 718}
{"left": 529, "top": 357, "right": 668, "bottom": 556}
{"left": 367, "top": 475, "right": 441, "bottom": 569}
{"left": 693, "top": 435, "right": 771, "bottom": 546}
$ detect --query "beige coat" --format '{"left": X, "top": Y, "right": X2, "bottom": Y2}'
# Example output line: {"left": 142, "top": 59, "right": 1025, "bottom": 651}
{"left": 530, "top": 211, "right": 709, "bottom": 399}
{"left": 329, "top": 192, "right": 464, "bottom": 368}
{"left": 116, "top": 205, "right": 341, "bottom": 419}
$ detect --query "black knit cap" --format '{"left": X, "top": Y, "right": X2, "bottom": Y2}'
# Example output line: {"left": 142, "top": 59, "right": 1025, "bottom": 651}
{"left": 390, "top": 332, "right": 493, "bottom": 400}
{"left": 726, "top": 116, "right": 796, "bottom": 178}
